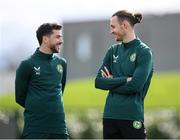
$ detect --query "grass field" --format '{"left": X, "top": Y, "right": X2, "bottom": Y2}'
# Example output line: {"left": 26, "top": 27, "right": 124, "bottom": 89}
{"left": 64, "top": 72, "right": 180, "bottom": 110}
{"left": 0, "top": 72, "right": 179, "bottom": 111}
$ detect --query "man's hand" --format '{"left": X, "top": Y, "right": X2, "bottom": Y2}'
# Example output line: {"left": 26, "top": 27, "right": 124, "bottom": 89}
{"left": 101, "top": 66, "right": 113, "bottom": 78}
{"left": 100, "top": 66, "right": 132, "bottom": 82}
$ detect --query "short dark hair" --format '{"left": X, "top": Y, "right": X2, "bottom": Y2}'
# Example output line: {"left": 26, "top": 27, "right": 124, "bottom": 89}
{"left": 36, "top": 23, "right": 62, "bottom": 45}
{"left": 112, "top": 10, "right": 142, "bottom": 26}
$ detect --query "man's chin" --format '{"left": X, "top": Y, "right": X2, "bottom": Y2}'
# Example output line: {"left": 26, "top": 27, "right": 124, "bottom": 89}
{"left": 54, "top": 46, "right": 60, "bottom": 53}
{"left": 114, "top": 36, "right": 121, "bottom": 42}
{"left": 54, "top": 49, "right": 60, "bottom": 53}
{"left": 116, "top": 37, "right": 123, "bottom": 42}
{"left": 116, "top": 38, "right": 121, "bottom": 42}
{"left": 51, "top": 48, "right": 59, "bottom": 53}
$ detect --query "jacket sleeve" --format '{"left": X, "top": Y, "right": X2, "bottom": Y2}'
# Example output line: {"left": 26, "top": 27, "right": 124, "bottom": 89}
{"left": 61, "top": 59, "right": 67, "bottom": 95}
{"left": 111, "top": 48, "right": 153, "bottom": 95}
{"left": 15, "top": 60, "right": 32, "bottom": 107}
{"left": 95, "top": 48, "right": 127, "bottom": 90}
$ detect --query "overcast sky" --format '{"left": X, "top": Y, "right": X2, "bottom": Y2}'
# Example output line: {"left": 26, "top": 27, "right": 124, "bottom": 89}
{"left": 0, "top": 0, "right": 180, "bottom": 70}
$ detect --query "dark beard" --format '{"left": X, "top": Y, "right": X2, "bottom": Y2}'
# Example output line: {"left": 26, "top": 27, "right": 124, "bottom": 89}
{"left": 50, "top": 45, "right": 58, "bottom": 53}
{"left": 116, "top": 38, "right": 122, "bottom": 42}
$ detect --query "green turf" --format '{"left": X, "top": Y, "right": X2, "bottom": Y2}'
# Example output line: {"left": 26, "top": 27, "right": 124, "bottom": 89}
{"left": 64, "top": 72, "right": 180, "bottom": 110}
{"left": 0, "top": 94, "right": 19, "bottom": 110}
{"left": 0, "top": 72, "right": 179, "bottom": 111}
{"left": 145, "top": 72, "right": 180, "bottom": 109}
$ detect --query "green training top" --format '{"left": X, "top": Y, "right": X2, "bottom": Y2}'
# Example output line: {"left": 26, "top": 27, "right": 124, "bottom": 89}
{"left": 15, "top": 48, "right": 68, "bottom": 135}
{"left": 95, "top": 38, "right": 153, "bottom": 122}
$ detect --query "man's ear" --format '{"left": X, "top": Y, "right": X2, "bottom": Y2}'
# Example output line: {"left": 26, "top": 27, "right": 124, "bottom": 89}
{"left": 123, "top": 20, "right": 129, "bottom": 29}
{"left": 42, "top": 36, "right": 49, "bottom": 44}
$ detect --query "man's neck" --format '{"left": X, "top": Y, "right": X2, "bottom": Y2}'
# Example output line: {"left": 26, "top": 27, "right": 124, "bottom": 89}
{"left": 39, "top": 45, "right": 53, "bottom": 54}
{"left": 123, "top": 30, "right": 136, "bottom": 43}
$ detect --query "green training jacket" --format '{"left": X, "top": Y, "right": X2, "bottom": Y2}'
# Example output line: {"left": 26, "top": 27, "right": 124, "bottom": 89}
{"left": 95, "top": 38, "right": 153, "bottom": 122}
{"left": 15, "top": 48, "right": 68, "bottom": 135}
